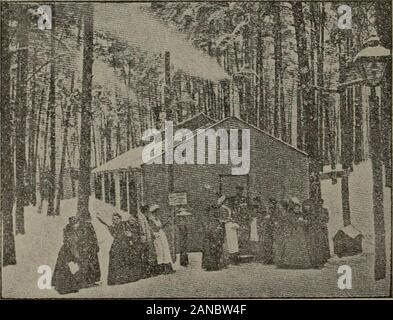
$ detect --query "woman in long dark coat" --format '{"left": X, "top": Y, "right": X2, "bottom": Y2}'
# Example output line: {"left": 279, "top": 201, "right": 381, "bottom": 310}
{"left": 277, "top": 198, "right": 312, "bottom": 269}
{"left": 273, "top": 200, "right": 290, "bottom": 266}
{"left": 52, "top": 217, "right": 81, "bottom": 295}
{"left": 305, "top": 199, "right": 330, "bottom": 268}
{"left": 257, "top": 198, "right": 276, "bottom": 264}
{"left": 97, "top": 212, "right": 140, "bottom": 285}
{"left": 126, "top": 216, "right": 144, "bottom": 281}
{"left": 77, "top": 217, "right": 101, "bottom": 287}
{"left": 137, "top": 205, "right": 158, "bottom": 278}
{"left": 202, "top": 198, "right": 225, "bottom": 271}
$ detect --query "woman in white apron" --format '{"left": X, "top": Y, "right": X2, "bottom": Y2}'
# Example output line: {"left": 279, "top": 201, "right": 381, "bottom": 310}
{"left": 147, "top": 205, "right": 174, "bottom": 274}
{"left": 220, "top": 196, "right": 240, "bottom": 265}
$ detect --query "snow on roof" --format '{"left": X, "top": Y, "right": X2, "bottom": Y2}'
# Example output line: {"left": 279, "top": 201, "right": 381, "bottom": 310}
{"left": 93, "top": 115, "right": 309, "bottom": 173}
{"left": 354, "top": 45, "right": 391, "bottom": 61}
{"left": 144, "top": 115, "right": 308, "bottom": 163}
{"left": 337, "top": 225, "right": 363, "bottom": 239}
{"left": 92, "top": 113, "right": 213, "bottom": 173}
{"left": 93, "top": 114, "right": 308, "bottom": 173}
{"left": 92, "top": 146, "right": 145, "bottom": 173}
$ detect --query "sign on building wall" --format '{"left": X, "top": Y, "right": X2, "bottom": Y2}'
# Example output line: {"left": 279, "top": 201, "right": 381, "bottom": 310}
{"left": 168, "top": 192, "right": 188, "bottom": 206}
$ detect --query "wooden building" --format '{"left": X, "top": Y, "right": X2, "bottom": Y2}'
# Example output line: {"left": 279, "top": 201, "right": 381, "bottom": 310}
{"left": 91, "top": 113, "right": 310, "bottom": 251}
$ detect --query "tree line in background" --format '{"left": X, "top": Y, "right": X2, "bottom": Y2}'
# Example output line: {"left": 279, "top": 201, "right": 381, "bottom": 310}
{"left": 1, "top": 2, "right": 391, "bottom": 267}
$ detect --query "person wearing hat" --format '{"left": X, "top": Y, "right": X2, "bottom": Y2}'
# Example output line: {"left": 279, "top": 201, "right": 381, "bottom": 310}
{"left": 277, "top": 197, "right": 311, "bottom": 269}
{"left": 175, "top": 207, "right": 192, "bottom": 267}
{"left": 147, "top": 205, "right": 174, "bottom": 274}
{"left": 97, "top": 212, "right": 142, "bottom": 285}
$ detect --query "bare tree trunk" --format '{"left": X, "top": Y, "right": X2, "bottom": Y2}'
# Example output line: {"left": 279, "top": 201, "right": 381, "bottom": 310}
{"left": 354, "top": 85, "right": 363, "bottom": 164}
{"left": 15, "top": 6, "right": 29, "bottom": 234}
{"left": 292, "top": 2, "right": 320, "bottom": 201}
{"left": 28, "top": 55, "right": 37, "bottom": 206}
{"left": 92, "top": 124, "right": 99, "bottom": 166}
{"left": 1, "top": 1, "right": 17, "bottom": 266}
{"left": 55, "top": 73, "right": 75, "bottom": 216}
{"left": 32, "top": 88, "right": 45, "bottom": 207}
{"left": 164, "top": 51, "right": 172, "bottom": 121}
{"left": 105, "top": 121, "right": 112, "bottom": 161}
{"left": 243, "top": 25, "right": 253, "bottom": 125}
{"left": 47, "top": 5, "right": 56, "bottom": 216}
{"left": 296, "top": 84, "right": 303, "bottom": 149}
{"left": 77, "top": 5, "right": 94, "bottom": 220}
{"left": 273, "top": 3, "right": 284, "bottom": 139}
{"left": 38, "top": 94, "right": 50, "bottom": 214}
{"left": 313, "top": 2, "right": 325, "bottom": 169}
{"left": 369, "top": 87, "right": 386, "bottom": 280}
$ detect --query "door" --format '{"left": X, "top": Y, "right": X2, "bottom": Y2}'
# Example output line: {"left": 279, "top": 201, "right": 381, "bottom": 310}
{"left": 219, "top": 174, "right": 249, "bottom": 199}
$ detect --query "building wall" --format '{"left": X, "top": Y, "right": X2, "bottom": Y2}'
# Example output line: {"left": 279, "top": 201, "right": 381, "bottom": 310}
{"left": 141, "top": 117, "right": 310, "bottom": 252}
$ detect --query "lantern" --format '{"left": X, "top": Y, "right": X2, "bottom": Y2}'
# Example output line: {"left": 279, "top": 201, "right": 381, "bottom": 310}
{"left": 353, "top": 35, "right": 391, "bottom": 87}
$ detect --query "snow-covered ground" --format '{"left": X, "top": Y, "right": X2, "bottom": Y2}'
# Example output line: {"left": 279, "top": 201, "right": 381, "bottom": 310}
{"left": 2, "top": 161, "right": 391, "bottom": 298}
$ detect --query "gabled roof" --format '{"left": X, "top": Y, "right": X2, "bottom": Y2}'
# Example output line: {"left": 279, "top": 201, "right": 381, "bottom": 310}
{"left": 92, "top": 113, "right": 214, "bottom": 173}
{"left": 92, "top": 146, "right": 145, "bottom": 173}
{"left": 335, "top": 225, "right": 363, "bottom": 239}
{"left": 228, "top": 116, "right": 308, "bottom": 157}
{"left": 92, "top": 115, "right": 308, "bottom": 173}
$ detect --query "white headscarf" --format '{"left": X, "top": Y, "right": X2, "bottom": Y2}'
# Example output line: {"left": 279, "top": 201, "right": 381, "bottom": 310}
{"left": 149, "top": 204, "right": 160, "bottom": 213}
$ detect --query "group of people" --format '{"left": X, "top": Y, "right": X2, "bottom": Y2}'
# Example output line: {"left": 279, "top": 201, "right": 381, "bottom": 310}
{"left": 53, "top": 186, "right": 331, "bottom": 294}
{"left": 202, "top": 186, "right": 330, "bottom": 271}
{"left": 52, "top": 204, "right": 174, "bottom": 294}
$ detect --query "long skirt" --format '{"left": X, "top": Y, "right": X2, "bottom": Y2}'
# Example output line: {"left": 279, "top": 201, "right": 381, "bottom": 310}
{"left": 78, "top": 251, "right": 101, "bottom": 287}
{"left": 257, "top": 220, "right": 274, "bottom": 264}
{"left": 237, "top": 227, "right": 250, "bottom": 255}
{"left": 308, "top": 223, "right": 330, "bottom": 268}
{"left": 177, "top": 226, "right": 189, "bottom": 267}
{"left": 52, "top": 246, "right": 80, "bottom": 295}
{"left": 278, "top": 225, "right": 312, "bottom": 269}
{"left": 273, "top": 223, "right": 287, "bottom": 266}
{"left": 202, "top": 232, "right": 224, "bottom": 271}
{"left": 225, "top": 222, "right": 239, "bottom": 254}
{"left": 108, "top": 241, "right": 141, "bottom": 285}
{"left": 141, "top": 241, "right": 158, "bottom": 278}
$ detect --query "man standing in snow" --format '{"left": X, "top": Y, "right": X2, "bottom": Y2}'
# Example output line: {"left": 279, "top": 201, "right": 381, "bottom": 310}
{"left": 175, "top": 207, "right": 192, "bottom": 267}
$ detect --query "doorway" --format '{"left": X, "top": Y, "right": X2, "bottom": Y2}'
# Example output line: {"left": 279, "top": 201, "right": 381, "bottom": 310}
{"left": 219, "top": 174, "right": 249, "bottom": 199}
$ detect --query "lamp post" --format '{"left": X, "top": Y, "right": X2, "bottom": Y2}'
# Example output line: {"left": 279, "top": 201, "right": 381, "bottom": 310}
{"left": 353, "top": 35, "right": 391, "bottom": 281}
